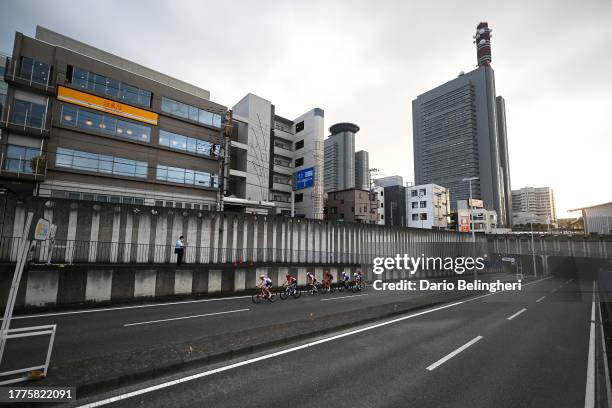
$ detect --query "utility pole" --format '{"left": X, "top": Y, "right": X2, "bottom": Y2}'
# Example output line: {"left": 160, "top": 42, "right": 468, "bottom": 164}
{"left": 463, "top": 176, "right": 479, "bottom": 281}
{"left": 218, "top": 110, "right": 233, "bottom": 212}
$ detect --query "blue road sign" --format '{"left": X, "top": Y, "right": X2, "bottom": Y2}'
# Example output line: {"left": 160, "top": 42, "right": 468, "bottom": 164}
{"left": 295, "top": 167, "right": 315, "bottom": 190}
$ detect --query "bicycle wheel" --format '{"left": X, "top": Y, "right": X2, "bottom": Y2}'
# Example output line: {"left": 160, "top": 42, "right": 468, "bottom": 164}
{"left": 330, "top": 284, "right": 336, "bottom": 293}
{"left": 280, "top": 290, "right": 289, "bottom": 300}
{"left": 293, "top": 288, "right": 302, "bottom": 298}
{"left": 252, "top": 292, "right": 262, "bottom": 304}
{"left": 337, "top": 283, "right": 345, "bottom": 292}
{"left": 268, "top": 292, "right": 277, "bottom": 302}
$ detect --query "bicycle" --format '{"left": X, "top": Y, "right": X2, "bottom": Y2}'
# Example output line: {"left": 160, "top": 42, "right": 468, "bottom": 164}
{"left": 280, "top": 284, "right": 301, "bottom": 300}
{"left": 305, "top": 281, "right": 319, "bottom": 295}
{"left": 252, "top": 287, "right": 277, "bottom": 303}
{"left": 319, "top": 280, "right": 336, "bottom": 294}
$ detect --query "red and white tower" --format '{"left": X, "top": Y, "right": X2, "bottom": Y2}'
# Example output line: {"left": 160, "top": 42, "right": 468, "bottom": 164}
{"left": 473, "top": 22, "right": 493, "bottom": 67}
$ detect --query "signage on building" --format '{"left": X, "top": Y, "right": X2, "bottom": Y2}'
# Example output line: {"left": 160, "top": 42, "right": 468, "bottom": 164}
{"left": 57, "top": 86, "right": 159, "bottom": 125}
{"left": 295, "top": 167, "right": 315, "bottom": 190}
{"left": 469, "top": 198, "right": 484, "bottom": 208}
{"left": 459, "top": 215, "right": 471, "bottom": 232}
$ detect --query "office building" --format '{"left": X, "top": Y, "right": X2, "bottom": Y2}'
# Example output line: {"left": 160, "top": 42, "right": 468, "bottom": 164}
{"left": 412, "top": 22, "right": 512, "bottom": 227}
{"left": 383, "top": 184, "right": 407, "bottom": 226}
{"left": 511, "top": 186, "right": 557, "bottom": 226}
{"left": 457, "top": 199, "right": 498, "bottom": 234}
{"left": 324, "top": 122, "right": 359, "bottom": 192}
{"left": 325, "top": 188, "right": 378, "bottom": 224}
{"left": 229, "top": 94, "right": 324, "bottom": 218}
{"left": 570, "top": 202, "right": 612, "bottom": 235}
{"left": 1, "top": 26, "right": 225, "bottom": 210}
{"left": 373, "top": 175, "right": 403, "bottom": 188}
{"left": 372, "top": 185, "right": 385, "bottom": 225}
{"left": 354, "top": 150, "right": 369, "bottom": 190}
{"left": 406, "top": 184, "right": 450, "bottom": 229}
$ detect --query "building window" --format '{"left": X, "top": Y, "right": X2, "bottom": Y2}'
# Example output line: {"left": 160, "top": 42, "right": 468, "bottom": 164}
{"left": 10, "top": 99, "right": 46, "bottom": 128}
{"left": 420, "top": 213, "right": 428, "bottom": 220}
{"left": 411, "top": 202, "right": 418, "bottom": 209}
{"left": 69, "top": 66, "right": 151, "bottom": 108}
{"left": 4, "top": 145, "right": 41, "bottom": 174}
{"left": 55, "top": 147, "right": 148, "bottom": 178}
{"left": 295, "top": 121, "right": 304, "bottom": 133}
{"left": 156, "top": 164, "right": 218, "bottom": 188}
{"left": 330, "top": 207, "right": 337, "bottom": 214}
{"left": 295, "top": 193, "right": 303, "bottom": 203}
{"left": 351, "top": 206, "right": 354, "bottom": 213}
{"left": 412, "top": 214, "right": 418, "bottom": 221}
{"left": 60, "top": 104, "right": 151, "bottom": 142}
{"left": 420, "top": 201, "right": 427, "bottom": 208}
{"left": 20, "top": 56, "right": 52, "bottom": 85}
{"left": 411, "top": 190, "right": 418, "bottom": 197}
{"left": 159, "top": 130, "right": 219, "bottom": 157}
{"left": 419, "top": 188, "right": 426, "bottom": 196}
{"left": 161, "top": 97, "right": 221, "bottom": 128}
{"left": 295, "top": 140, "right": 304, "bottom": 150}
{"left": 295, "top": 157, "right": 304, "bottom": 167}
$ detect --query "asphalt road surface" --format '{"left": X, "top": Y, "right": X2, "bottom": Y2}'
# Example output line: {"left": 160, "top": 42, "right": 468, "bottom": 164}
{"left": 67, "top": 274, "right": 595, "bottom": 408}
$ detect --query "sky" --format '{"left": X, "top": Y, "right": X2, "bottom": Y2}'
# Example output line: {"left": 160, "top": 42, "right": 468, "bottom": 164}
{"left": 2, "top": 0, "right": 611, "bottom": 218}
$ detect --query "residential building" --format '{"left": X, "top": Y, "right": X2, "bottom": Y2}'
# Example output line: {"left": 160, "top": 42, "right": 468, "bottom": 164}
{"left": 412, "top": 22, "right": 512, "bottom": 227}
{"left": 457, "top": 199, "right": 498, "bottom": 233}
{"left": 406, "top": 184, "right": 450, "bottom": 229}
{"left": 372, "top": 185, "right": 385, "bottom": 225}
{"left": 354, "top": 150, "right": 369, "bottom": 190}
{"left": 324, "top": 122, "right": 359, "bottom": 192}
{"left": 373, "top": 175, "right": 403, "bottom": 188}
{"left": 1, "top": 26, "right": 225, "bottom": 210}
{"left": 325, "top": 188, "right": 378, "bottom": 224}
{"left": 512, "top": 186, "right": 557, "bottom": 226}
{"left": 229, "top": 93, "right": 324, "bottom": 218}
{"left": 383, "top": 184, "right": 407, "bottom": 226}
{"left": 570, "top": 202, "right": 612, "bottom": 235}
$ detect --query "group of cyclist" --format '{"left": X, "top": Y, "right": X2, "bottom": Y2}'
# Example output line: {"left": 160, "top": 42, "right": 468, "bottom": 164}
{"left": 257, "top": 270, "right": 364, "bottom": 300}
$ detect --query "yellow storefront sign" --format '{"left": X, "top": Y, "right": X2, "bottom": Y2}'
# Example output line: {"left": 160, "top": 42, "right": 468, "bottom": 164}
{"left": 57, "top": 86, "right": 158, "bottom": 125}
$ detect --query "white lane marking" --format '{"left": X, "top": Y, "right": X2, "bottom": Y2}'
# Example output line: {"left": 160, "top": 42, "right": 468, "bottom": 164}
{"left": 507, "top": 308, "right": 527, "bottom": 320}
{"left": 123, "top": 309, "right": 250, "bottom": 327}
{"left": 75, "top": 276, "right": 554, "bottom": 408}
{"left": 536, "top": 296, "right": 546, "bottom": 303}
{"left": 584, "top": 281, "right": 596, "bottom": 408}
{"left": 320, "top": 294, "right": 368, "bottom": 302}
{"left": 6, "top": 296, "right": 252, "bottom": 320}
{"left": 426, "top": 336, "right": 483, "bottom": 371}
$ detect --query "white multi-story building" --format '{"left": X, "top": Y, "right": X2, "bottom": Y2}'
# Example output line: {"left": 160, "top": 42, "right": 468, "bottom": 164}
{"left": 457, "top": 199, "right": 498, "bottom": 233}
{"left": 512, "top": 186, "right": 557, "bottom": 226}
{"left": 406, "top": 184, "right": 450, "bottom": 229}
{"left": 372, "top": 185, "right": 385, "bottom": 225}
{"left": 374, "top": 175, "right": 403, "bottom": 188}
{"left": 571, "top": 201, "right": 612, "bottom": 235}
{"left": 228, "top": 93, "right": 324, "bottom": 219}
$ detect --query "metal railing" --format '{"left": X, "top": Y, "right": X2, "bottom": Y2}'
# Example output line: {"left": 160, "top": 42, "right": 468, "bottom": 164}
{"left": 4, "top": 57, "right": 54, "bottom": 91}
{"left": 0, "top": 155, "right": 47, "bottom": 178}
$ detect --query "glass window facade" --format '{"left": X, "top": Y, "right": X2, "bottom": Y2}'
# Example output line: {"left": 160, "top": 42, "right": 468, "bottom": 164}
{"left": 70, "top": 66, "right": 152, "bottom": 108}
{"left": 158, "top": 130, "right": 218, "bottom": 156}
{"left": 4, "top": 144, "right": 41, "bottom": 174}
{"left": 161, "top": 97, "right": 221, "bottom": 128}
{"left": 20, "top": 56, "right": 52, "bottom": 85}
{"left": 55, "top": 147, "right": 147, "bottom": 178}
{"left": 60, "top": 104, "right": 151, "bottom": 142}
{"left": 10, "top": 99, "right": 46, "bottom": 128}
{"left": 156, "top": 164, "right": 218, "bottom": 188}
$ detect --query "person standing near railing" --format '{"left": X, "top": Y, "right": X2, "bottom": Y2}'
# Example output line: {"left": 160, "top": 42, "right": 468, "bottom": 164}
{"left": 175, "top": 235, "right": 185, "bottom": 266}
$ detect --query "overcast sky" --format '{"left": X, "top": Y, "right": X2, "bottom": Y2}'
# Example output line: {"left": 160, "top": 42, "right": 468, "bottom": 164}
{"left": 2, "top": 0, "right": 611, "bottom": 218}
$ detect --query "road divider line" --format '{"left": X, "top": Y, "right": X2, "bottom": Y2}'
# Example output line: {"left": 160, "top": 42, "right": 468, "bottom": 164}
{"left": 9, "top": 296, "right": 252, "bottom": 320}
{"left": 584, "top": 281, "right": 596, "bottom": 408}
{"left": 507, "top": 308, "right": 527, "bottom": 320}
{"left": 426, "top": 336, "right": 483, "bottom": 371}
{"left": 123, "top": 308, "right": 250, "bottom": 327}
{"left": 536, "top": 296, "right": 546, "bottom": 303}
{"left": 74, "top": 275, "right": 554, "bottom": 408}
{"left": 321, "top": 294, "right": 368, "bottom": 302}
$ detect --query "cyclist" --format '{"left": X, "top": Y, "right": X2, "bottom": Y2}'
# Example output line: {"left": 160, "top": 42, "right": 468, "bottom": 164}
{"left": 258, "top": 274, "right": 273, "bottom": 299}
{"left": 306, "top": 271, "right": 318, "bottom": 293}
{"left": 323, "top": 270, "right": 334, "bottom": 290}
{"left": 284, "top": 273, "right": 298, "bottom": 295}
{"left": 340, "top": 271, "right": 351, "bottom": 289}
{"left": 354, "top": 270, "right": 364, "bottom": 289}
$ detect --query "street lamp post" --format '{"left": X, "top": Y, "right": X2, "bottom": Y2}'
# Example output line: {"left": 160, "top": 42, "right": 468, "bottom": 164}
{"left": 463, "top": 177, "right": 479, "bottom": 281}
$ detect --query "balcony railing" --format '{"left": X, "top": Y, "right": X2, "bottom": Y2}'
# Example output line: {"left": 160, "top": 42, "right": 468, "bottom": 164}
{"left": 0, "top": 155, "right": 47, "bottom": 180}
{"left": 3, "top": 57, "right": 55, "bottom": 93}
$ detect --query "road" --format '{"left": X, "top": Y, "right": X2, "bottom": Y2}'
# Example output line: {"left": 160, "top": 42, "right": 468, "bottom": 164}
{"left": 69, "top": 275, "right": 595, "bottom": 408}
{"left": 2, "top": 272, "right": 515, "bottom": 369}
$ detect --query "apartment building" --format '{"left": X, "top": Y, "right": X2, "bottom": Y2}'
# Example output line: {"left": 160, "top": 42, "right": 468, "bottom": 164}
{"left": 512, "top": 186, "right": 557, "bottom": 226}
{"left": 457, "top": 199, "right": 498, "bottom": 233}
{"left": 406, "top": 183, "right": 450, "bottom": 229}
{"left": 372, "top": 185, "right": 385, "bottom": 225}
{"left": 229, "top": 93, "right": 324, "bottom": 219}
{"left": 325, "top": 188, "right": 379, "bottom": 224}
{"left": 1, "top": 26, "right": 226, "bottom": 210}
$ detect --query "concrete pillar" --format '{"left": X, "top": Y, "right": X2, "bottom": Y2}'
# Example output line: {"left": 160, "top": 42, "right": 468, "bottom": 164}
{"left": 297, "top": 266, "right": 307, "bottom": 284}
{"left": 110, "top": 210, "right": 121, "bottom": 263}
{"left": 10, "top": 205, "right": 25, "bottom": 262}
{"left": 186, "top": 216, "right": 198, "bottom": 263}
{"left": 174, "top": 269, "right": 193, "bottom": 294}
{"left": 85, "top": 270, "right": 113, "bottom": 302}
{"left": 88, "top": 210, "right": 100, "bottom": 263}
{"left": 200, "top": 217, "right": 211, "bottom": 263}
{"left": 122, "top": 212, "right": 133, "bottom": 263}
{"left": 25, "top": 270, "right": 59, "bottom": 306}
{"left": 137, "top": 213, "right": 150, "bottom": 263}
{"left": 39, "top": 207, "right": 54, "bottom": 262}
{"left": 277, "top": 266, "right": 289, "bottom": 287}
{"left": 66, "top": 206, "right": 78, "bottom": 263}
{"left": 154, "top": 213, "right": 168, "bottom": 263}
{"left": 234, "top": 268, "right": 246, "bottom": 291}
{"left": 134, "top": 270, "right": 157, "bottom": 298}
{"left": 208, "top": 269, "right": 222, "bottom": 293}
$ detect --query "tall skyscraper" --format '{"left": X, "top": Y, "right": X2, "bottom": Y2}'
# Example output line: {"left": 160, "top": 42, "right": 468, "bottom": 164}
{"left": 324, "top": 122, "right": 359, "bottom": 192}
{"left": 412, "top": 22, "right": 512, "bottom": 226}
{"left": 354, "top": 150, "right": 369, "bottom": 190}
